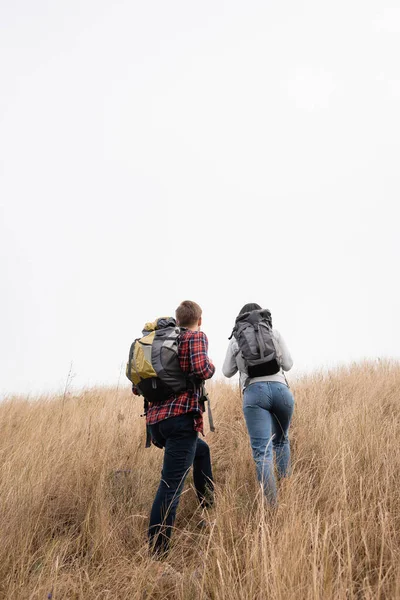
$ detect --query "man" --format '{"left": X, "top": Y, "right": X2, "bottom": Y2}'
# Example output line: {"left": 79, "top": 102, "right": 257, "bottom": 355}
{"left": 146, "top": 300, "right": 215, "bottom": 555}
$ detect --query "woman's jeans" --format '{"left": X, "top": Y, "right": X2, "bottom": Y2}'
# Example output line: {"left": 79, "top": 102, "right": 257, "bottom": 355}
{"left": 243, "top": 381, "right": 294, "bottom": 503}
{"left": 148, "top": 413, "right": 214, "bottom": 555}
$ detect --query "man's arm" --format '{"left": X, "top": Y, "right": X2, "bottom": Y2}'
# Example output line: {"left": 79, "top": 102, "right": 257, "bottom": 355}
{"left": 189, "top": 332, "right": 215, "bottom": 380}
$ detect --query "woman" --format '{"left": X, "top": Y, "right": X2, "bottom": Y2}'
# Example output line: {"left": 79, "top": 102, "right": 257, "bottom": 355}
{"left": 222, "top": 303, "right": 294, "bottom": 504}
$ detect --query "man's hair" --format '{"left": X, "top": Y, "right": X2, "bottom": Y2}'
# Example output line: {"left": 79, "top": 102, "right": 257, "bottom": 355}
{"left": 176, "top": 300, "right": 202, "bottom": 327}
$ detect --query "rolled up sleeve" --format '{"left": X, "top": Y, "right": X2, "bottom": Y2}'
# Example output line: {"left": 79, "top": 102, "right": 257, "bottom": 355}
{"left": 189, "top": 332, "right": 215, "bottom": 380}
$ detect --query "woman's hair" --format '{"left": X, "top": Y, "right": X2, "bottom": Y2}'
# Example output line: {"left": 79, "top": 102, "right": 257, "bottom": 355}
{"left": 238, "top": 303, "right": 262, "bottom": 315}
{"left": 176, "top": 300, "right": 202, "bottom": 327}
{"left": 237, "top": 303, "right": 272, "bottom": 327}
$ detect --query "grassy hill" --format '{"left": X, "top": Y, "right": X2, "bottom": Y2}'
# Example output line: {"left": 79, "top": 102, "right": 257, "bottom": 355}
{"left": 1, "top": 362, "right": 399, "bottom": 599}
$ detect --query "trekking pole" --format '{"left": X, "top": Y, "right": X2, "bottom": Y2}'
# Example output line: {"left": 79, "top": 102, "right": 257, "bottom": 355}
{"left": 207, "top": 396, "right": 215, "bottom": 432}
{"left": 202, "top": 388, "right": 215, "bottom": 433}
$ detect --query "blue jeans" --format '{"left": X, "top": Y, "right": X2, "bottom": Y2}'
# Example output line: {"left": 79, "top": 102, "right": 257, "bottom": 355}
{"left": 243, "top": 382, "right": 294, "bottom": 503}
{"left": 148, "top": 413, "right": 214, "bottom": 555}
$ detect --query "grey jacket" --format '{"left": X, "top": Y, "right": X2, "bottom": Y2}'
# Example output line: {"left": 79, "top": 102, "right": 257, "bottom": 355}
{"left": 222, "top": 329, "right": 293, "bottom": 390}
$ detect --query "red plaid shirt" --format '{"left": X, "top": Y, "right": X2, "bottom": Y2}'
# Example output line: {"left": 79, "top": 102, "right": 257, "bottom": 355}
{"left": 146, "top": 329, "right": 215, "bottom": 434}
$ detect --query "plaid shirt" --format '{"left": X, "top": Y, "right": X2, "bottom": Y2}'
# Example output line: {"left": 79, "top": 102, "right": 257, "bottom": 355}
{"left": 146, "top": 329, "right": 215, "bottom": 434}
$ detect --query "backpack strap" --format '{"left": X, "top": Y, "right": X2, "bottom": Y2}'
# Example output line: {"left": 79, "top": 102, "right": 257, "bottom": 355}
{"left": 206, "top": 396, "right": 215, "bottom": 432}
{"left": 145, "top": 425, "right": 152, "bottom": 448}
{"left": 199, "top": 385, "right": 216, "bottom": 433}
{"left": 254, "top": 322, "right": 265, "bottom": 359}
{"left": 141, "top": 399, "right": 152, "bottom": 448}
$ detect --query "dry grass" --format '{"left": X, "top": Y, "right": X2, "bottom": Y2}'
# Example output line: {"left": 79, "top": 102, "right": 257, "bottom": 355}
{"left": 1, "top": 361, "right": 400, "bottom": 599}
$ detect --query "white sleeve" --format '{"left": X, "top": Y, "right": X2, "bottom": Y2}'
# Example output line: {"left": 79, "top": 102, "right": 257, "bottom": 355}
{"left": 274, "top": 330, "right": 293, "bottom": 371}
{"left": 222, "top": 338, "right": 239, "bottom": 378}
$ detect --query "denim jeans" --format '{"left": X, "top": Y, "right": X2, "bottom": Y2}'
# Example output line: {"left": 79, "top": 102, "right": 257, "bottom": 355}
{"left": 243, "top": 381, "right": 294, "bottom": 503}
{"left": 148, "top": 413, "right": 214, "bottom": 555}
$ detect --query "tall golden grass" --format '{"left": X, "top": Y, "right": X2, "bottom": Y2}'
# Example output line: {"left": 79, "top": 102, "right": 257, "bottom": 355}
{"left": 1, "top": 361, "right": 399, "bottom": 599}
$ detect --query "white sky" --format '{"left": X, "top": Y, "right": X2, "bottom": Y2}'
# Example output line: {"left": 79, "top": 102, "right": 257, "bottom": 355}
{"left": 1, "top": 0, "right": 399, "bottom": 397}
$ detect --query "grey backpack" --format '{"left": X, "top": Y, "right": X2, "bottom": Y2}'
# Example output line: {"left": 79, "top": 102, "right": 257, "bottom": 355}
{"left": 231, "top": 309, "right": 280, "bottom": 378}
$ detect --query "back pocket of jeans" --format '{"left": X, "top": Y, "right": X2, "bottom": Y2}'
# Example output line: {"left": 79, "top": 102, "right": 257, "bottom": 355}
{"left": 278, "top": 385, "right": 294, "bottom": 408}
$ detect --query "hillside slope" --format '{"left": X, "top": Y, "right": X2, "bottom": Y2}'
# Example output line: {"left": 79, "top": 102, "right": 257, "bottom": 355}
{"left": 1, "top": 362, "right": 399, "bottom": 599}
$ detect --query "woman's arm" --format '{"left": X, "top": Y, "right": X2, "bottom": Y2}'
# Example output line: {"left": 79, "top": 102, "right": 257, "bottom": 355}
{"left": 222, "top": 338, "right": 239, "bottom": 378}
{"left": 274, "top": 330, "right": 293, "bottom": 371}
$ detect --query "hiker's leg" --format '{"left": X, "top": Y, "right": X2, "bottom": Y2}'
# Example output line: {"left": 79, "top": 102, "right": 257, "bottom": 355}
{"left": 193, "top": 438, "right": 214, "bottom": 508}
{"left": 148, "top": 414, "right": 198, "bottom": 555}
{"left": 243, "top": 383, "right": 276, "bottom": 504}
{"left": 270, "top": 383, "right": 295, "bottom": 479}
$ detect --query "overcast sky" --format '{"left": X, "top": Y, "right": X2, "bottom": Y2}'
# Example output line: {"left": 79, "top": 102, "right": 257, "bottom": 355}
{"left": 1, "top": 0, "right": 399, "bottom": 397}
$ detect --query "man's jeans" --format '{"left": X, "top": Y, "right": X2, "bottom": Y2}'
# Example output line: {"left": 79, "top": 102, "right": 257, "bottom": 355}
{"left": 243, "top": 382, "right": 294, "bottom": 504}
{"left": 148, "top": 413, "right": 214, "bottom": 555}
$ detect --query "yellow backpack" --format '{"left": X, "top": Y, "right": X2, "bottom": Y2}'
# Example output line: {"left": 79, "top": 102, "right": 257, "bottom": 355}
{"left": 126, "top": 317, "right": 193, "bottom": 403}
